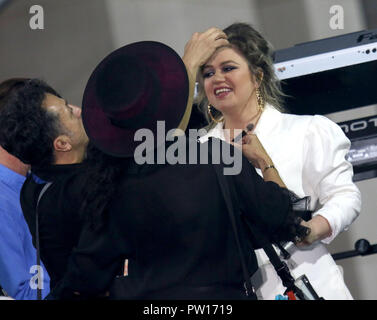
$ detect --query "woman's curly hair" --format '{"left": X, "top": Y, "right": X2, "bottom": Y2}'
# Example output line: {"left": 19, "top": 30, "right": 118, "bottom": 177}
{"left": 79, "top": 142, "right": 129, "bottom": 231}
{"left": 0, "top": 78, "right": 62, "bottom": 168}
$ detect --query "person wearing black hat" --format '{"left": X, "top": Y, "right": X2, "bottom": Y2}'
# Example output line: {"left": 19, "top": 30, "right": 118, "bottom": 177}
{"left": 0, "top": 28, "right": 248, "bottom": 298}
{"left": 40, "top": 32, "right": 313, "bottom": 300}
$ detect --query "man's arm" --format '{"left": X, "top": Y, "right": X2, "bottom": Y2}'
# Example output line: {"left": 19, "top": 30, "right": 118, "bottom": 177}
{"left": 0, "top": 203, "right": 50, "bottom": 299}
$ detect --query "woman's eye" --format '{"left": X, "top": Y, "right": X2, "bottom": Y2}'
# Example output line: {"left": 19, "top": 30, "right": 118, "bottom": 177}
{"left": 223, "top": 66, "right": 236, "bottom": 72}
{"left": 203, "top": 71, "right": 214, "bottom": 78}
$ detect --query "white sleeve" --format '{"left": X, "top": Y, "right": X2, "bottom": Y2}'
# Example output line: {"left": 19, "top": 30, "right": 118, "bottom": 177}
{"left": 302, "top": 115, "right": 361, "bottom": 244}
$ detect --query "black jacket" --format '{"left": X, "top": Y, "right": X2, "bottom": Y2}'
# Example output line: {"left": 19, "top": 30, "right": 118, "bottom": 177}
{"left": 21, "top": 139, "right": 303, "bottom": 299}
{"left": 20, "top": 163, "right": 86, "bottom": 289}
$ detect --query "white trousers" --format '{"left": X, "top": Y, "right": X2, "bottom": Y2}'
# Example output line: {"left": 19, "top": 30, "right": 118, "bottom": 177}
{"left": 252, "top": 242, "right": 353, "bottom": 300}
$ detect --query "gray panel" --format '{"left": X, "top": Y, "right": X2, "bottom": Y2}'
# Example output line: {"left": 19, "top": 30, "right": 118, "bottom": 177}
{"left": 255, "top": 0, "right": 311, "bottom": 50}
{"left": 362, "top": 0, "right": 377, "bottom": 29}
{"left": 0, "top": 0, "right": 114, "bottom": 105}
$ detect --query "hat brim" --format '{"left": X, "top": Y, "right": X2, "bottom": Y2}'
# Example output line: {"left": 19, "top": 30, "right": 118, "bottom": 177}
{"left": 82, "top": 41, "right": 190, "bottom": 157}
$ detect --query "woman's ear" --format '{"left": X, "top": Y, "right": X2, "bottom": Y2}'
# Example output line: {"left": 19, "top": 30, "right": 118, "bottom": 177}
{"left": 256, "top": 70, "right": 264, "bottom": 88}
{"left": 250, "top": 69, "right": 263, "bottom": 89}
{"left": 53, "top": 135, "right": 72, "bottom": 152}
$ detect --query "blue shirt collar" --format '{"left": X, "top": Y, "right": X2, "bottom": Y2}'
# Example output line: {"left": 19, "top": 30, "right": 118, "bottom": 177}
{"left": 0, "top": 163, "right": 26, "bottom": 193}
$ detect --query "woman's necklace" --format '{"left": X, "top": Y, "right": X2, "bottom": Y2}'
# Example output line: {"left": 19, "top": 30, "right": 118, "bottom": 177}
{"left": 223, "top": 108, "right": 263, "bottom": 143}
{"left": 250, "top": 108, "right": 263, "bottom": 131}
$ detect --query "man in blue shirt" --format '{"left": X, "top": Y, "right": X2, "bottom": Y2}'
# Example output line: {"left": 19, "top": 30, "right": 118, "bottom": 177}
{"left": 0, "top": 78, "right": 88, "bottom": 297}
{"left": 0, "top": 147, "right": 50, "bottom": 299}
{"left": 0, "top": 79, "right": 50, "bottom": 299}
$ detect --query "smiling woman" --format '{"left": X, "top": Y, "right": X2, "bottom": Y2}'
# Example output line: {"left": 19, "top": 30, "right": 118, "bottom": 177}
{"left": 202, "top": 47, "right": 260, "bottom": 133}
{"left": 196, "top": 25, "right": 285, "bottom": 130}
{"left": 197, "top": 22, "right": 361, "bottom": 300}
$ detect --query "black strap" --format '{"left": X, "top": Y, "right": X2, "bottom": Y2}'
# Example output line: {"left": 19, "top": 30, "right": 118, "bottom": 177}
{"left": 213, "top": 163, "right": 309, "bottom": 299}
{"left": 35, "top": 182, "right": 52, "bottom": 300}
{"left": 213, "top": 164, "right": 255, "bottom": 298}
{"left": 243, "top": 220, "right": 306, "bottom": 298}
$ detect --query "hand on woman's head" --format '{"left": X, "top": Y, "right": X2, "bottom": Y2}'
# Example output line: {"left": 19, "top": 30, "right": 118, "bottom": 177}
{"left": 182, "top": 27, "right": 229, "bottom": 78}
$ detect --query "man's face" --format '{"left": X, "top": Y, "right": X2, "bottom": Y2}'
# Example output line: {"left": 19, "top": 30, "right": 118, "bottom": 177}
{"left": 43, "top": 93, "right": 89, "bottom": 150}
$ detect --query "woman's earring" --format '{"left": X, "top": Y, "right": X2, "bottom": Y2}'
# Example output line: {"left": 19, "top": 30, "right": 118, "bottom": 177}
{"left": 256, "top": 88, "right": 265, "bottom": 112}
{"left": 207, "top": 105, "right": 223, "bottom": 123}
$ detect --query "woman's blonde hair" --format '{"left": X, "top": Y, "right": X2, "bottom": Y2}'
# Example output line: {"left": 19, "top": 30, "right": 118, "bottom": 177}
{"left": 196, "top": 22, "right": 286, "bottom": 127}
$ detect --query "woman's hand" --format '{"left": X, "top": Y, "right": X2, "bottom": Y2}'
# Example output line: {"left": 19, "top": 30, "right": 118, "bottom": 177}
{"left": 182, "top": 27, "right": 228, "bottom": 80}
{"left": 296, "top": 215, "right": 332, "bottom": 247}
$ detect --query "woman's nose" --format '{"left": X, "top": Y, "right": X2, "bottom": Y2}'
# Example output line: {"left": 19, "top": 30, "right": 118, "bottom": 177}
{"left": 213, "top": 71, "right": 225, "bottom": 82}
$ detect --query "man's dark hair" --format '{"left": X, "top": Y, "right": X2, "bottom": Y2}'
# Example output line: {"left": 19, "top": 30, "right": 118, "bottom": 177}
{"left": 0, "top": 78, "right": 63, "bottom": 168}
{"left": 0, "top": 78, "right": 29, "bottom": 105}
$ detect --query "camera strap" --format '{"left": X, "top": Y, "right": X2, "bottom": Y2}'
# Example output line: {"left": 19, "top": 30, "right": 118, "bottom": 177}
{"left": 212, "top": 164, "right": 256, "bottom": 298}
{"left": 212, "top": 162, "right": 309, "bottom": 300}
{"left": 35, "top": 181, "right": 53, "bottom": 300}
{"left": 243, "top": 219, "right": 307, "bottom": 299}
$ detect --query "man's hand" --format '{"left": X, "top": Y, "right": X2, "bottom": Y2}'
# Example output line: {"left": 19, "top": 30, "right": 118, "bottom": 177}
{"left": 241, "top": 132, "right": 272, "bottom": 170}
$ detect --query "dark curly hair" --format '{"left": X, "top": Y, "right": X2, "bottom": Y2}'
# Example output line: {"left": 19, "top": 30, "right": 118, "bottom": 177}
{"left": 80, "top": 142, "right": 129, "bottom": 231}
{"left": 0, "top": 78, "right": 30, "bottom": 109}
{"left": 196, "top": 22, "right": 286, "bottom": 125}
{"left": 0, "top": 78, "right": 63, "bottom": 168}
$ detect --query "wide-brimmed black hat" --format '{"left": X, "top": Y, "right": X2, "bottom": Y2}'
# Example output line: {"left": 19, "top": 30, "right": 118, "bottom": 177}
{"left": 82, "top": 41, "right": 192, "bottom": 157}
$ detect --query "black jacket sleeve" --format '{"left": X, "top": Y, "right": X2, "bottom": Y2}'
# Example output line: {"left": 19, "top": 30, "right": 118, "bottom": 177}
{"left": 50, "top": 217, "right": 128, "bottom": 299}
{"left": 228, "top": 144, "right": 310, "bottom": 245}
